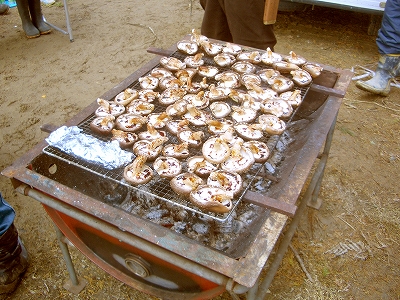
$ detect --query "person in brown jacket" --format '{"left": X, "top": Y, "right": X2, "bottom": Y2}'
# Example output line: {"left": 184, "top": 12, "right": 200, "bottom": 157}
{"left": 199, "top": 0, "right": 277, "bottom": 50}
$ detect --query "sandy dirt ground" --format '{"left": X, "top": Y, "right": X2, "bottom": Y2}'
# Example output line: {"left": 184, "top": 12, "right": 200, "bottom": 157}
{"left": 0, "top": 0, "right": 399, "bottom": 299}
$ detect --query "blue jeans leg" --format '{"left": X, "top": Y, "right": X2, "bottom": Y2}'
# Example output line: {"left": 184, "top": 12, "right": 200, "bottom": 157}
{"left": 0, "top": 193, "right": 16, "bottom": 236}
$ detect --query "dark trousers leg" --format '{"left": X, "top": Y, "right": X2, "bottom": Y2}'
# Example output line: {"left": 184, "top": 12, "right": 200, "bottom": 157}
{"left": 28, "top": 0, "right": 51, "bottom": 34}
{"left": 15, "top": 0, "right": 40, "bottom": 38}
{"left": 200, "top": 0, "right": 233, "bottom": 43}
{"left": 376, "top": 0, "right": 400, "bottom": 54}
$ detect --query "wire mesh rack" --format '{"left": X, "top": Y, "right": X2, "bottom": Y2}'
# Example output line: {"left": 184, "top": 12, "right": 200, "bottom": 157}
{"left": 43, "top": 48, "right": 310, "bottom": 222}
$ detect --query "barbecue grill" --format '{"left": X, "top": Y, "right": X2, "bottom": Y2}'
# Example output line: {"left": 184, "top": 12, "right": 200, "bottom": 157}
{"left": 2, "top": 37, "right": 353, "bottom": 299}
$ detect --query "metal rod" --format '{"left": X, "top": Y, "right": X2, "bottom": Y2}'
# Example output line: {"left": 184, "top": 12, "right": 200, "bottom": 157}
{"left": 62, "top": 0, "right": 74, "bottom": 42}
{"left": 253, "top": 145, "right": 329, "bottom": 299}
{"left": 15, "top": 184, "right": 236, "bottom": 289}
{"left": 54, "top": 225, "right": 79, "bottom": 286}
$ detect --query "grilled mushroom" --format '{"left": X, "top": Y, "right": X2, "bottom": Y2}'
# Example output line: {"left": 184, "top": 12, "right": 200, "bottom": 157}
{"left": 220, "top": 143, "right": 255, "bottom": 174}
{"left": 207, "top": 119, "right": 234, "bottom": 135}
{"left": 284, "top": 51, "right": 307, "bottom": 66}
{"left": 162, "top": 142, "right": 190, "bottom": 159}
{"left": 302, "top": 62, "right": 323, "bottom": 78}
{"left": 279, "top": 89, "right": 302, "bottom": 107}
{"left": 177, "top": 40, "right": 199, "bottom": 55}
{"left": 189, "top": 185, "right": 233, "bottom": 213}
{"left": 272, "top": 61, "right": 300, "bottom": 73}
{"left": 137, "top": 124, "right": 167, "bottom": 141}
{"left": 261, "top": 47, "right": 282, "bottom": 65}
{"left": 222, "top": 42, "right": 242, "bottom": 55}
{"left": 290, "top": 69, "right": 313, "bottom": 86}
{"left": 213, "top": 53, "right": 236, "bottom": 67}
{"left": 261, "top": 99, "right": 293, "bottom": 119}
{"left": 115, "top": 114, "right": 147, "bottom": 132}
{"left": 153, "top": 156, "right": 182, "bottom": 179}
{"left": 183, "top": 104, "right": 212, "bottom": 126}
{"left": 139, "top": 75, "right": 159, "bottom": 90}
{"left": 242, "top": 140, "right": 270, "bottom": 163}
{"left": 165, "top": 119, "right": 191, "bottom": 135}
{"left": 111, "top": 129, "right": 138, "bottom": 148}
{"left": 209, "top": 101, "right": 232, "bottom": 118}
{"left": 231, "top": 61, "right": 256, "bottom": 74}
{"left": 257, "top": 68, "right": 281, "bottom": 85}
{"left": 114, "top": 88, "right": 139, "bottom": 106}
{"left": 184, "top": 53, "right": 205, "bottom": 68}
{"left": 159, "top": 87, "right": 187, "bottom": 106}
{"left": 202, "top": 137, "right": 231, "bottom": 164}
{"left": 170, "top": 172, "right": 204, "bottom": 197}
{"left": 123, "top": 155, "right": 154, "bottom": 185}
{"left": 90, "top": 115, "right": 115, "bottom": 135}
{"left": 159, "top": 56, "right": 186, "bottom": 71}
{"left": 269, "top": 75, "right": 294, "bottom": 93}
{"left": 126, "top": 100, "right": 155, "bottom": 115}
{"left": 147, "top": 112, "right": 172, "bottom": 129}
{"left": 132, "top": 137, "right": 168, "bottom": 160}
{"left": 197, "top": 65, "right": 220, "bottom": 78}
{"left": 200, "top": 40, "right": 223, "bottom": 56}
{"left": 231, "top": 106, "right": 257, "bottom": 123}
{"left": 258, "top": 114, "right": 286, "bottom": 135}
{"left": 177, "top": 129, "right": 205, "bottom": 148}
{"left": 234, "top": 123, "right": 264, "bottom": 140}
{"left": 187, "top": 156, "right": 218, "bottom": 177}
{"left": 137, "top": 89, "right": 160, "bottom": 102}
{"left": 95, "top": 98, "right": 125, "bottom": 117}
{"left": 165, "top": 99, "right": 188, "bottom": 117}
{"left": 207, "top": 170, "right": 243, "bottom": 197}
{"left": 236, "top": 51, "right": 262, "bottom": 64}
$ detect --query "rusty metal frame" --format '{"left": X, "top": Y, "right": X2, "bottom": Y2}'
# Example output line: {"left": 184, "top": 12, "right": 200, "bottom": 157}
{"left": 1, "top": 39, "right": 353, "bottom": 298}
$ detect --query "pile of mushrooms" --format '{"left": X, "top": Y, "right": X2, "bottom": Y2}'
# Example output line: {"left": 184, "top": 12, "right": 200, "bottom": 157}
{"left": 89, "top": 29, "right": 322, "bottom": 214}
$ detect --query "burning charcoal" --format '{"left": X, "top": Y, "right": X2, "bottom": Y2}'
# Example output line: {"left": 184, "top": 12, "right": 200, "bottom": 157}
{"left": 232, "top": 220, "right": 246, "bottom": 234}
{"left": 171, "top": 222, "right": 187, "bottom": 234}
{"left": 192, "top": 222, "right": 210, "bottom": 235}
{"left": 145, "top": 208, "right": 169, "bottom": 220}
{"left": 252, "top": 179, "right": 271, "bottom": 192}
{"left": 269, "top": 152, "right": 284, "bottom": 167}
{"left": 134, "top": 187, "right": 159, "bottom": 208}
{"left": 264, "top": 162, "right": 276, "bottom": 174}
{"left": 237, "top": 210, "right": 257, "bottom": 226}
{"left": 173, "top": 209, "right": 189, "bottom": 222}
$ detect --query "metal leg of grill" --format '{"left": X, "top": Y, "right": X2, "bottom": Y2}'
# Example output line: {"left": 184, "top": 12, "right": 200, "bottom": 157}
{"left": 44, "top": 0, "right": 74, "bottom": 42}
{"left": 246, "top": 113, "right": 338, "bottom": 300}
{"left": 54, "top": 225, "right": 87, "bottom": 294}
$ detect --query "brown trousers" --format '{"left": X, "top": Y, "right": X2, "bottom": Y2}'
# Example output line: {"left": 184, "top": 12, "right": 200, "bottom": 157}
{"left": 200, "top": 0, "right": 277, "bottom": 50}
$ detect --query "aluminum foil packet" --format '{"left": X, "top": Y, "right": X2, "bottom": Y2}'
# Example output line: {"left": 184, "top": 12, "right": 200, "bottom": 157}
{"left": 45, "top": 126, "right": 133, "bottom": 169}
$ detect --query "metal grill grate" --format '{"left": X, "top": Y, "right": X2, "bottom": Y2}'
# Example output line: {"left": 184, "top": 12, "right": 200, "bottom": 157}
{"left": 43, "top": 49, "right": 310, "bottom": 222}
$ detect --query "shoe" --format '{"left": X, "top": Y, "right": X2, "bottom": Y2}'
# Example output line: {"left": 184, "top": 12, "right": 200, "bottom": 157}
{"left": 0, "top": 4, "right": 10, "bottom": 15}
{"left": 356, "top": 54, "right": 400, "bottom": 96}
{"left": 0, "top": 224, "right": 29, "bottom": 297}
